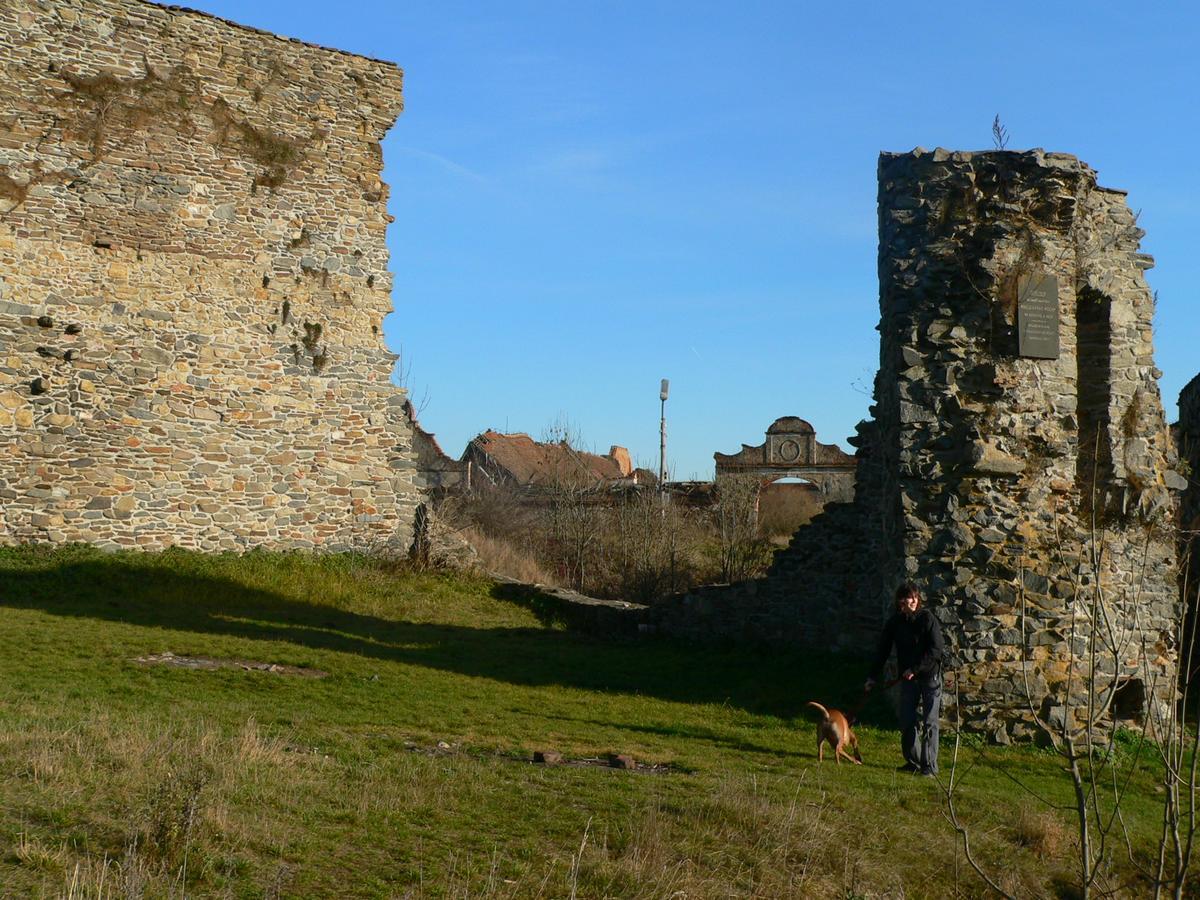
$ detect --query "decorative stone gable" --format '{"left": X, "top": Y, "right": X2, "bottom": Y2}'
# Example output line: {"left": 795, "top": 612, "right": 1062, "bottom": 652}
{"left": 0, "top": 0, "right": 420, "bottom": 551}
{"left": 714, "top": 417, "right": 856, "bottom": 501}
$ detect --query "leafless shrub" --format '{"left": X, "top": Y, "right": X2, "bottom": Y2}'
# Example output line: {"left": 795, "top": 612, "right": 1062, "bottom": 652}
{"left": 458, "top": 484, "right": 538, "bottom": 541}
{"left": 712, "top": 474, "right": 772, "bottom": 583}
{"left": 542, "top": 474, "right": 607, "bottom": 593}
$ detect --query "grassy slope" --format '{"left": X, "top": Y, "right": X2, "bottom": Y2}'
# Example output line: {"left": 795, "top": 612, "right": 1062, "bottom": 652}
{"left": 0, "top": 547, "right": 1171, "bottom": 898}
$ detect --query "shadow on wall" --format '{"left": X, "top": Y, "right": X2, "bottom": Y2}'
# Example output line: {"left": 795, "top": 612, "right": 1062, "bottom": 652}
{"left": 0, "top": 549, "right": 892, "bottom": 724}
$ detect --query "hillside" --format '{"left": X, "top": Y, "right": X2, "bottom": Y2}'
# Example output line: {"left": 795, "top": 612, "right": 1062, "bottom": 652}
{"left": 0, "top": 547, "right": 1173, "bottom": 897}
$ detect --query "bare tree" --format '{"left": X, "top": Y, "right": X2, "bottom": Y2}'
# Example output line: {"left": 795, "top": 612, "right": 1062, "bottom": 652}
{"left": 606, "top": 488, "right": 698, "bottom": 601}
{"left": 942, "top": 513, "right": 1199, "bottom": 899}
{"left": 540, "top": 440, "right": 606, "bottom": 593}
{"left": 712, "top": 474, "right": 766, "bottom": 583}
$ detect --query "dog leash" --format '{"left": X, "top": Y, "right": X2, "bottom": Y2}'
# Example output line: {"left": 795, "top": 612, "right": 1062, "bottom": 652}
{"left": 846, "top": 676, "right": 902, "bottom": 723}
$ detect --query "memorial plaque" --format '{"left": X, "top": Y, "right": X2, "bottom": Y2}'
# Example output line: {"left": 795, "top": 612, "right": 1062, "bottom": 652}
{"left": 1018, "top": 273, "right": 1059, "bottom": 359}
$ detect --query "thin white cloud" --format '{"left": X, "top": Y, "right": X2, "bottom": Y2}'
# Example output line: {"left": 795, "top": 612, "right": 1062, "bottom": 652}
{"left": 531, "top": 147, "right": 614, "bottom": 178}
{"left": 394, "top": 145, "right": 487, "bottom": 183}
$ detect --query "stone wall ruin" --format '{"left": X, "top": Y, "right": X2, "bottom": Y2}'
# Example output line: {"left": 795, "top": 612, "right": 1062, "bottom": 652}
{"left": 656, "top": 149, "right": 1186, "bottom": 741}
{"left": 1177, "top": 375, "right": 1200, "bottom": 680}
{"left": 0, "top": 0, "right": 420, "bottom": 551}
{"left": 1179, "top": 376, "right": 1200, "bottom": 548}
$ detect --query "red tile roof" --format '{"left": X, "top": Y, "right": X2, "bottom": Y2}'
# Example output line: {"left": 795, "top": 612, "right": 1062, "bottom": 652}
{"left": 466, "top": 431, "right": 628, "bottom": 487}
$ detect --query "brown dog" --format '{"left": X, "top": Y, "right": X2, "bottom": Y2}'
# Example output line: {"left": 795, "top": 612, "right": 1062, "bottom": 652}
{"left": 806, "top": 701, "right": 863, "bottom": 765}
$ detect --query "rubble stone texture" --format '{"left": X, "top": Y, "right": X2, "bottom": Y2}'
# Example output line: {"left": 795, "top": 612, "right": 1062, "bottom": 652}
{"left": 657, "top": 149, "right": 1184, "bottom": 740}
{"left": 0, "top": 0, "right": 420, "bottom": 551}
{"left": 1178, "top": 375, "right": 1200, "bottom": 676}
{"left": 1180, "top": 377, "right": 1200, "bottom": 544}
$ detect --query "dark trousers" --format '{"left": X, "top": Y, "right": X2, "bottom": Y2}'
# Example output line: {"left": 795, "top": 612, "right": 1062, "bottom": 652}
{"left": 899, "top": 677, "right": 941, "bottom": 773}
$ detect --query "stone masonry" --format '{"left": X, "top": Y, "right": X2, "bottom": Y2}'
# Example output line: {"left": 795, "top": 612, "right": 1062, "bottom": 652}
{"left": 656, "top": 149, "right": 1186, "bottom": 741}
{"left": 1177, "top": 375, "right": 1200, "bottom": 678}
{"left": 0, "top": 0, "right": 420, "bottom": 551}
{"left": 1179, "top": 376, "right": 1200, "bottom": 546}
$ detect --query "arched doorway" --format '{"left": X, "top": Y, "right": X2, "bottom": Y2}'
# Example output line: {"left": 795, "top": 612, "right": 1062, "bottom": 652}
{"left": 757, "top": 476, "right": 822, "bottom": 541}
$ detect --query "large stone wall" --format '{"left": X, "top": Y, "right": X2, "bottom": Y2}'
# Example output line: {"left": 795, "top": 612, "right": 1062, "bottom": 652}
{"left": 655, "top": 149, "right": 1185, "bottom": 741}
{"left": 0, "top": 0, "right": 420, "bottom": 551}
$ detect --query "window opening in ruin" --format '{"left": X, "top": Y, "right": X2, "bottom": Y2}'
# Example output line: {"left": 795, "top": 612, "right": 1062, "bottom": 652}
{"left": 1076, "top": 286, "right": 1114, "bottom": 513}
{"left": 1112, "top": 678, "right": 1146, "bottom": 721}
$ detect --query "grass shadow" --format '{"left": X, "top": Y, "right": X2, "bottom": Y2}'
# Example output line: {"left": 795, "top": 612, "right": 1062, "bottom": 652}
{"left": 0, "top": 546, "right": 895, "bottom": 723}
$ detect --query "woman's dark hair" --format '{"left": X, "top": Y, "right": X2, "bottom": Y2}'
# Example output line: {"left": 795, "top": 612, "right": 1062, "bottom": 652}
{"left": 894, "top": 582, "right": 922, "bottom": 610}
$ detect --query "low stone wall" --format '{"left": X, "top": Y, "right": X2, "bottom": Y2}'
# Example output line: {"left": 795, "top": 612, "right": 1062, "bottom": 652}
{"left": 490, "top": 578, "right": 647, "bottom": 637}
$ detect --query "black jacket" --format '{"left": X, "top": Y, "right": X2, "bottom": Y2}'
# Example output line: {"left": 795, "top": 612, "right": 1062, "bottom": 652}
{"left": 869, "top": 607, "right": 944, "bottom": 682}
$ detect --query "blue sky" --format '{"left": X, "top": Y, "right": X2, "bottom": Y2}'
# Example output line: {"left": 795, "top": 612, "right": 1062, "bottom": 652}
{"left": 185, "top": 1, "right": 1197, "bottom": 478}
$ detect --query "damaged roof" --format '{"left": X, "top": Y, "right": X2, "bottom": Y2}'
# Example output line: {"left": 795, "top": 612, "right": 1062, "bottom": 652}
{"left": 465, "top": 431, "right": 628, "bottom": 487}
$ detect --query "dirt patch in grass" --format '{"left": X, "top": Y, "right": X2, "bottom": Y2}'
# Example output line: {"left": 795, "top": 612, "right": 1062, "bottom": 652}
{"left": 530, "top": 753, "right": 675, "bottom": 775}
{"left": 133, "top": 651, "right": 327, "bottom": 678}
{"left": 402, "top": 739, "right": 678, "bottom": 775}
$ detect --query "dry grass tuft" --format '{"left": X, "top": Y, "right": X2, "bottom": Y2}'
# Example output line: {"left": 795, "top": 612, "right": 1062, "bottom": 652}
{"left": 463, "top": 526, "right": 560, "bottom": 586}
{"left": 235, "top": 717, "right": 291, "bottom": 769}
{"left": 14, "top": 830, "right": 68, "bottom": 873}
{"left": 1012, "top": 803, "right": 1068, "bottom": 859}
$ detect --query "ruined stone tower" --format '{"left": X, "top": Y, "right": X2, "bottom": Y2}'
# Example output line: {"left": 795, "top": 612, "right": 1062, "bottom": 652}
{"left": 873, "top": 149, "right": 1182, "bottom": 740}
{"left": 0, "top": 0, "right": 420, "bottom": 551}
{"left": 657, "top": 149, "right": 1184, "bottom": 741}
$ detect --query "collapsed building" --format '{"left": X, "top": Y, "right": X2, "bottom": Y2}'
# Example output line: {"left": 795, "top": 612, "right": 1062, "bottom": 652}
{"left": 657, "top": 149, "right": 1186, "bottom": 741}
{"left": 462, "top": 431, "right": 653, "bottom": 495}
{"left": 0, "top": 0, "right": 420, "bottom": 551}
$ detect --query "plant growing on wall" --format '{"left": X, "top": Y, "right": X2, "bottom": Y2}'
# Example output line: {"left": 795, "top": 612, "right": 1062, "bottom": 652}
{"left": 55, "top": 60, "right": 315, "bottom": 192}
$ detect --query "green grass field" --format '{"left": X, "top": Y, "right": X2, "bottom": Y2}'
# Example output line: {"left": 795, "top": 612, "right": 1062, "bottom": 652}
{"left": 0, "top": 546, "right": 1177, "bottom": 897}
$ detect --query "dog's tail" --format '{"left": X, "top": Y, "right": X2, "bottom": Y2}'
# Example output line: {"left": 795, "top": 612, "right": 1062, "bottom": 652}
{"left": 805, "top": 701, "right": 830, "bottom": 720}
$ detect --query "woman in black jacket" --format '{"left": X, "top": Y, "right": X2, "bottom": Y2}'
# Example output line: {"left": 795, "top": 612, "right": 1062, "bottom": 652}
{"left": 865, "top": 582, "right": 945, "bottom": 776}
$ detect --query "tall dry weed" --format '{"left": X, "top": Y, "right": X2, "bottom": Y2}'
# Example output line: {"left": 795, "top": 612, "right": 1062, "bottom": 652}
{"left": 463, "top": 526, "right": 560, "bottom": 586}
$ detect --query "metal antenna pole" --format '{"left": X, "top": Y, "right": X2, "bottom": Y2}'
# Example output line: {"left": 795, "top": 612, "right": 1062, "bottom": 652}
{"left": 659, "top": 378, "right": 669, "bottom": 492}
